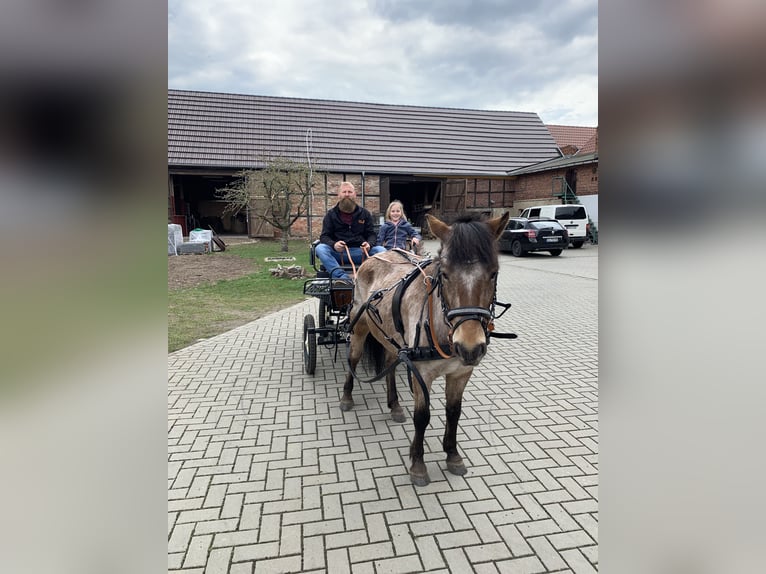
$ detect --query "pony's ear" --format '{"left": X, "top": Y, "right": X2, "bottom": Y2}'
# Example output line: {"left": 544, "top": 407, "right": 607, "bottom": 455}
{"left": 426, "top": 214, "right": 451, "bottom": 241}
{"left": 486, "top": 211, "right": 511, "bottom": 240}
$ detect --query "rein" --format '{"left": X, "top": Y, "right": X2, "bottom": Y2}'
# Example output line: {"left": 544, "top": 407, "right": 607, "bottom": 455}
{"left": 426, "top": 274, "right": 453, "bottom": 359}
{"left": 342, "top": 244, "right": 370, "bottom": 279}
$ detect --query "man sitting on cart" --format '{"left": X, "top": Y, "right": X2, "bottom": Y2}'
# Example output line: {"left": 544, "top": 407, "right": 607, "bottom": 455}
{"left": 316, "top": 181, "right": 386, "bottom": 283}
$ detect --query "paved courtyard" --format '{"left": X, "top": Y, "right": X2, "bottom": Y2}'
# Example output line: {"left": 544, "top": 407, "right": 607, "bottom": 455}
{"left": 168, "top": 243, "right": 598, "bottom": 573}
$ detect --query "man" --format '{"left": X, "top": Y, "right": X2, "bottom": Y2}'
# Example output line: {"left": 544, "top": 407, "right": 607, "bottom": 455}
{"left": 315, "top": 182, "right": 386, "bottom": 282}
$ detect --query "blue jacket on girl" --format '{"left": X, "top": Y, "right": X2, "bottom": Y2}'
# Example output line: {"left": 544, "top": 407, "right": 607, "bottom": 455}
{"left": 377, "top": 220, "right": 422, "bottom": 250}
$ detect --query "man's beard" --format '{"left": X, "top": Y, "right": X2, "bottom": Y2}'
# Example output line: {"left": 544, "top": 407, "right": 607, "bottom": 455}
{"left": 338, "top": 198, "right": 356, "bottom": 213}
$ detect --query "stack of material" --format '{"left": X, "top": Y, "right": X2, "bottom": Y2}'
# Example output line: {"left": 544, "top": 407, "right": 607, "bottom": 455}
{"left": 189, "top": 229, "right": 214, "bottom": 252}
{"left": 177, "top": 241, "right": 210, "bottom": 255}
{"left": 168, "top": 225, "right": 218, "bottom": 255}
{"left": 269, "top": 265, "right": 305, "bottom": 279}
{"left": 168, "top": 224, "right": 183, "bottom": 255}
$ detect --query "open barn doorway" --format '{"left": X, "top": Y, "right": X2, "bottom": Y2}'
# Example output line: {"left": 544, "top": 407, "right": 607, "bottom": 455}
{"left": 388, "top": 179, "right": 440, "bottom": 230}
{"left": 169, "top": 172, "right": 247, "bottom": 236}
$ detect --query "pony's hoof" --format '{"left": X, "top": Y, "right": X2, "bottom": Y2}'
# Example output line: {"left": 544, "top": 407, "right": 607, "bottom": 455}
{"left": 410, "top": 471, "right": 431, "bottom": 487}
{"left": 447, "top": 461, "right": 467, "bottom": 476}
{"left": 446, "top": 455, "right": 467, "bottom": 476}
{"left": 391, "top": 406, "right": 406, "bottom": 423}
{"left": 340, "top": 398, "right": 354, "bottom": 411}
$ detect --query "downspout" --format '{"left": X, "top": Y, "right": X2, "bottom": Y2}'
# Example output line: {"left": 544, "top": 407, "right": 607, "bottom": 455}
{"left": 361, "top": 171, "right": 365, "bottom": 206}
{"left": 306, "top": 128, "right": 314, "bottom": 241}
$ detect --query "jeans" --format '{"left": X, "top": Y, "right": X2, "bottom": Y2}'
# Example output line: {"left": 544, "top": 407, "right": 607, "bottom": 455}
{"left": 315, "top": 243, "right": 386, "bottom": 280}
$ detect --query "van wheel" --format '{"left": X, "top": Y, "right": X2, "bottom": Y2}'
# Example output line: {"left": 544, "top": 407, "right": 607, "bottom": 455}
{"left": 549, "top": 249, "right": 562, "bottom": 256}
{"left": 511, "top": 240, "right": 525, "bottom": 257}
{"left": 571, "top": 241, "right": 584, "bottom": 249}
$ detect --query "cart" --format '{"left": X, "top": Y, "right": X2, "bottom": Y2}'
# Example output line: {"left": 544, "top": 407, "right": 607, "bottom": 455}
{"left": 301, "top": 241, "right": 355, "bottom": 374}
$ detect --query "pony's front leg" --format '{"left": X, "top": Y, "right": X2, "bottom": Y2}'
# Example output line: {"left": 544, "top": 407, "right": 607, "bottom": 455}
{"left": 409, "top": 373, "right": 432, "bottom": 486}
{"left": 386, "top": 351, "right": 405, "bottom": 423}
{"left": 443, "top": 371, "right": 471, "bottom": 476}
{"left": 341, "top": 332, "right": 366, "bottom": 411}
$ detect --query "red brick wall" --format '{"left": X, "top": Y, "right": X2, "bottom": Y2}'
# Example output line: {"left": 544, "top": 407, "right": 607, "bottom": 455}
{"left": 255, "top": 165, "right": 597, "bottom": 238}
{"left": 512, "top": 170, "right": 564, "bottom": 201}
{"left": 577, "top": 164, "right": 599, "bottom": 195}
{"left": 509, "top": 161, "right": 598, "bottom": 213}
{"left": 277, "top": 173, "right": 383, "bottom": 240}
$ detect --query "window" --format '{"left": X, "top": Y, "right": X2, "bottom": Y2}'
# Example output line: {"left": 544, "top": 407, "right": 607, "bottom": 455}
{"left": 555, "top": 206, "right": 586, "bottom": 219}
{"left": 530, "top": 220, "right": 564, "bottom": 231}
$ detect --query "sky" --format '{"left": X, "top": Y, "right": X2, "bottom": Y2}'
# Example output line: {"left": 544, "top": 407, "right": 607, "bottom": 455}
{"left": 168, "top": 0, "right": 598, "bottom": 127}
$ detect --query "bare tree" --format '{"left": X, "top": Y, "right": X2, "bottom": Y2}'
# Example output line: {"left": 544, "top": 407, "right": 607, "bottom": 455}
{"left": 217, "top": 156, "right": 318, "bottom": 252}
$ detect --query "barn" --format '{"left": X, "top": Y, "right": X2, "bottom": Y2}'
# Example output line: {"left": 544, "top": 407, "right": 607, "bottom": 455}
{"left": 168, "top": 89, "right": 587, "bottom": 238}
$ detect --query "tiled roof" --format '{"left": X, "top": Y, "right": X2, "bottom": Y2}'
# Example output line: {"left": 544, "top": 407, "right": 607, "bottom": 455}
{"left": 578, "top": 129, "right": 598, "bottom": 154}
{"left": 506, "top": 151, "right": 598, "bottom": 176}
{"left": 546, "top": 124, "right": 597, "bottom": 155}
{"left": 168, "top": 89, "right": 560, "bottom": 176}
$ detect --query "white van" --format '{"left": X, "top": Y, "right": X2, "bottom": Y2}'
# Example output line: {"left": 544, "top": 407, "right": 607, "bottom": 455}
{"left": 519, "top": 204, "right": 589, "bottom": 248}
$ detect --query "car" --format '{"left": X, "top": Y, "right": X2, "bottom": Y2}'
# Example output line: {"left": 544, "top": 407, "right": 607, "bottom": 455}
{"left": 498, "top": 217, "right": 569, "bottom": 257}
{"left": 518, "top": 204, "right": 589, "bottom": 248}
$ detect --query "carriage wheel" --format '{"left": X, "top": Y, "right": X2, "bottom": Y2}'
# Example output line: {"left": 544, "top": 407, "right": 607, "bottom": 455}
{"left": 318, "top": 298, "right": 330, "bottom": 328}
{"left": 303, "top": 314, "right": 317, "bottom": 375}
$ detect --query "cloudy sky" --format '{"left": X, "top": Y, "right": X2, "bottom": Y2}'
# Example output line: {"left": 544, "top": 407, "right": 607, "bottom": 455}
{"left": 168, "top": 0, "right": 597, "bottom": 126}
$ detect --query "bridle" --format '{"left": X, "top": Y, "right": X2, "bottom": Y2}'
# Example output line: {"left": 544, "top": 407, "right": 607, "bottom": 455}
{"left": 431, "top": 264, "right": 494, "bottom": 358}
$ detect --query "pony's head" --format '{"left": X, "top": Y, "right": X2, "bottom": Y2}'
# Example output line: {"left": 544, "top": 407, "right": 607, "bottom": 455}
{"left": 426, "top": 212, "right": 510, "bottom": 366}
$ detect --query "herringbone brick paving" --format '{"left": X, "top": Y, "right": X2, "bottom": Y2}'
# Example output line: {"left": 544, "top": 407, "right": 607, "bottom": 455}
{"left": 169, "top": 245, "right": 598, "bottom": 573}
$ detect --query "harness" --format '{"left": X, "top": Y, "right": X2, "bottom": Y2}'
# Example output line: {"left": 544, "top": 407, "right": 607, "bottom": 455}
{"left": 346, "top": 249, "right": 516, "bottom": 405}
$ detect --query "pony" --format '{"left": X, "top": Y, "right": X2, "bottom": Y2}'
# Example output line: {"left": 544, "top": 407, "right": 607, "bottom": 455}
{"left": 342, "top": 211, "right": 511, "bottom": 486}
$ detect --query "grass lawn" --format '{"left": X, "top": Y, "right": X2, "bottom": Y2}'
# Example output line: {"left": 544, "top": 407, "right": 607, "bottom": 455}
{"left": 168, "top": 239, "right": 314, "bottom": 352}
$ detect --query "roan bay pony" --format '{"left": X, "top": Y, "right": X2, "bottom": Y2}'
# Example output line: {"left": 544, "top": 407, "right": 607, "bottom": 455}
{"left": 342, "top": 212, "right": 510, "bottom": 486}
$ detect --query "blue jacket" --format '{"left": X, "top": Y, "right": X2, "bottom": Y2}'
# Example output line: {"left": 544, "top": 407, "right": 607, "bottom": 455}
{"left": 377, "top": 220, "right": 422, "bottom": 250}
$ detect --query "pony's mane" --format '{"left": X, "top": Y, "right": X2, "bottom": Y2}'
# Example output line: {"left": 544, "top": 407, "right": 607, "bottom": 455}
{"left": 442, "top": 215, "right": 497, "bottom": 265}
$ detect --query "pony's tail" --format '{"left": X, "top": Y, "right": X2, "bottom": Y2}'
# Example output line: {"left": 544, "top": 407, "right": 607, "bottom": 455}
{"left": 361, "top": 335, "right": 386, "bottom": 376}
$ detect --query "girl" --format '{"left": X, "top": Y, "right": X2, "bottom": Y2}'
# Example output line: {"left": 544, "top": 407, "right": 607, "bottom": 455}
{"left": 377, "top": 201, "right": 422, "bottom": 252}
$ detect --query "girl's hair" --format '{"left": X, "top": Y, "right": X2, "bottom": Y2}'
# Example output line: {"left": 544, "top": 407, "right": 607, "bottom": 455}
{"left": 385, "top": 200, "right": 407, "bottom": 221}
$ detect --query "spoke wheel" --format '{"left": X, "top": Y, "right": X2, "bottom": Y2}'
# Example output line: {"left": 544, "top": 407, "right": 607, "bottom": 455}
{"left": 303, "top": 314, "right": 317, "bottom": 375}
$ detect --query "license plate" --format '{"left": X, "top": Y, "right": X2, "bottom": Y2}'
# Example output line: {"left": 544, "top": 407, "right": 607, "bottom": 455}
{"left": 565, "top": 224, "right": 577, "bottom": 228}
{"left": 545, "top": 237, "right": 559, "bottom": 242}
